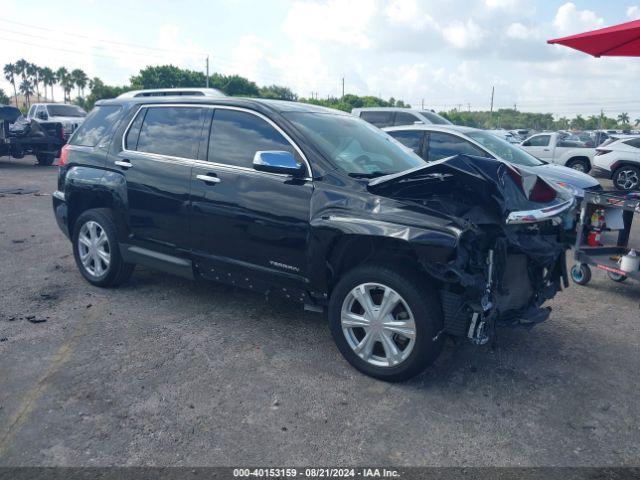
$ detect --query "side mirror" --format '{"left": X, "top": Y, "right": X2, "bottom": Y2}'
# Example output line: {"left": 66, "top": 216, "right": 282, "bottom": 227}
{"left": 253, "top": 151, "right": 304, "bottom": 176}
{"left": 37, "top": 111, "right": 48, "bottom": 120}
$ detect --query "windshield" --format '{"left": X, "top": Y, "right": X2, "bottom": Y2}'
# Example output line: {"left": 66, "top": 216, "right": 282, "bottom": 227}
{"left": 467, "top": 130, "right": 544, "bottom": 167}
{"left": 283, "top": 112, "right": 423, "bottom": 177}
{"left": 46, "top": 105, "right": 87, "bottom": 117}
{"left": 420, "top": 111, "right": 452, "bottom": 125}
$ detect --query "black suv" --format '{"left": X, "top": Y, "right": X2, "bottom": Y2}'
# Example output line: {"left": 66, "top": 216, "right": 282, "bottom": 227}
{"left": 53, "top": 97, "right": 576, "bottom": 381}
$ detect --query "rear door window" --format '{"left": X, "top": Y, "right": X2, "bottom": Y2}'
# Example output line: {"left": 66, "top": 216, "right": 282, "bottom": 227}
{"left": 207, "top": 109, "right": 295, "bottom": 168}
{"left": 393, "top": 112, "right": 420, "bottom": 126}
{"left": 426, "top": 132, "right": 487, "bottom": 162}
{"left": 71, "top": 105, "right": 123, "bottom": 147}
{"left": 134, "top": 106, "right": 206, "bottom": 159}
{"left": 387, "top": 130, "right": 425, "bottom": 155}
{"left": 359, "top": 111, "right": 394, "bottom": 128}
{"left": 624, "top": 138, "right": 640, "bottom": 149}
{"left": 524, "top": 135, "right": 550, "bottom": 147}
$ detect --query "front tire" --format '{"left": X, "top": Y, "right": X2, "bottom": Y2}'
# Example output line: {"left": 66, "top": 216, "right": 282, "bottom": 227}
{"left": 566, "top": 158, "right": 590, "bottom": 173}
{"left": 329, "top": 264, "right": 444, "bottom": 382}
{"left": 72, "top": 209, "right": 134, "bottom": 287}
{"left": 613, "top": 166, "right": 640, "bottom": 191}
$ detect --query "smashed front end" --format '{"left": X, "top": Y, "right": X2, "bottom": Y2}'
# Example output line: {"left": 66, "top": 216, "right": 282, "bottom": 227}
{"left": 369, "top": 155, "right": 576, "bottom": 345}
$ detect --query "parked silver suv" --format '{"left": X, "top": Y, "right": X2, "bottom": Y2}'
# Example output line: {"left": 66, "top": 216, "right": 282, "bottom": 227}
{"left": 352, "top": 107, "right": 452, "bottom": 128}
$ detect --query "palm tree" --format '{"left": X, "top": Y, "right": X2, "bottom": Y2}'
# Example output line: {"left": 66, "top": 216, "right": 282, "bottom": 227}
{"left": 40, "top": 67, "right": 55, "bottom": 101}
{"left": 3, "top": 63, "right": 18, "bottom": 107}
{"left": 618, "top": 112, "right": 630, "bottom": 125}
{"left": 15, "top": 58, "right": 28, "bottom": 83}
{"left": 56, "top": 67, "right": 69, "bottom": 102}
{"left": 635, "top": 118, "right": 640, "bottom": 127}
{"left": 27, "top": 63, "right": 41, "bottom": 102}
{"left": 71, "top": 68, "right": 88, "bottom": 98}
{"left": 19, "top": 78, "right": 34, "bottom": 108}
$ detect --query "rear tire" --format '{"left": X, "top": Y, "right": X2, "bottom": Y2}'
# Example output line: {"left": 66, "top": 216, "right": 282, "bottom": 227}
{"left": 328, "top": 264, "right": 444, "bottom": 382}
{"left": 571, "top": 264, "right": 592, "bottom": 286}
{"left": 72, "top": 209, "right": 134, "bottom": 287}
{"left": 613, "top": 166, "right": 640, "bottom": 191}
{"left": 566, "top": 158, "right": 590, "bottom": 173}
{"left": 36, "top": 152, "right": 55, "bottom": 166}
{"left": 607, "top": 271, "right": 627, "bottom": 282}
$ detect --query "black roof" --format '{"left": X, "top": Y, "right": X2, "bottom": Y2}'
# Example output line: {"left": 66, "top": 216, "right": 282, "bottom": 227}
{"left": 96, "top": 96, "right": 347, "bottom": 116}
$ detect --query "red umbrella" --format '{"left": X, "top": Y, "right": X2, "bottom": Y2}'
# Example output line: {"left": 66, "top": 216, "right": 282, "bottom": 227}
{"left": 548, "top": 19, "right": 640, "bottom": 57}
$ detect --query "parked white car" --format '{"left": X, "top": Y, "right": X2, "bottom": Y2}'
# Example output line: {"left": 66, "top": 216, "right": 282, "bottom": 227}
{"left": 383, "top": 124, "right": 601, "bottom": 195}
{"left": 593, "top": 136, "right": 640, "bottom": 190}
{"left": 26, "top": 103, "right": 87, "bottom": 140}
{"left": 520, "top": 132, "right": 596, "bottom": 173}
{"left": 352, "top": 107, "right": 452, "bottom": 128}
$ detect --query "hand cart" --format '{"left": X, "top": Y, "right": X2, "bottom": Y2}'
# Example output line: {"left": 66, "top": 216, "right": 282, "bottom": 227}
{"left": 571, "top": 190, "right": 640, "bottom": 285}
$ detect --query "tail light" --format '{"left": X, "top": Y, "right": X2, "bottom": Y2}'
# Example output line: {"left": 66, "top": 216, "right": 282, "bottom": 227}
{"left": 59, "top": 124, "right": 65, "bottom": 140}
{"left": 59, "top": 144, "right": 71, "bottom": 167}
{"left": 595, "top": 149, "right": 611, "bottom": 156}
{"left": 505, "top": 164, "right": 557, "bottom": 203}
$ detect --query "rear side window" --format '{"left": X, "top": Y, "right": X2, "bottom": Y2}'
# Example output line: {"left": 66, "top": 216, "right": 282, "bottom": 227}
{"left": 208, "top": 109, "right": 294, "bottom": 168}
{"left": 387, "top": 130, "right": 425, "bottom": 154}
{"left": 360, "top": 111, "right": 394, "bottom": 128}
{"left": 524, "top": 135, "right": 550, "bottom": 147}
{"left": 426, "top": 132, "right": 486, "bottom": 162}
{"left": 393, "top": 112, "right": 420, "bottom": 126}
{"left": 624, "top": 138, "right": 640, "bottom": 149}
{"left": 71, "top": 105, "right": 123, "bottom": 147}
{"left": 134, "top": 106, "right": 205, "bottom": 159}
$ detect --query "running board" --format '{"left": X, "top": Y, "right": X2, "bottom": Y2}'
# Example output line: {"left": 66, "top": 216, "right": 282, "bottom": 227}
{"left": 120, "top": 244, "right": 194, "bottom": 279}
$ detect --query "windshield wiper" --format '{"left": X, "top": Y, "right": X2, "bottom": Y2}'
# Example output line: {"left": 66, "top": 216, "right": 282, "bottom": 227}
{"left": 348, "top": 171, "right": 392, "bottom": 179}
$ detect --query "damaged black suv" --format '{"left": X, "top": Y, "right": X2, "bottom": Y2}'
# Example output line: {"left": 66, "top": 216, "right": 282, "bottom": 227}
{"left": 53, "top": 97, "right": 576, "bottom": 381}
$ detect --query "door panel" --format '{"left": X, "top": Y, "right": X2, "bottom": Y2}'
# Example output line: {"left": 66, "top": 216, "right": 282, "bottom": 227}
{"left": 116, "top": 105, "right": 206, "bottom": 249}
{"left": 189, "top": 107, "right": 313, "bottom": 287}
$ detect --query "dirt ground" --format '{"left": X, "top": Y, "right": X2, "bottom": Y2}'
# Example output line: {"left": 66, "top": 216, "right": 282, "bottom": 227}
{"left": 1, "top": 156, "right": 638, "bottom": 467}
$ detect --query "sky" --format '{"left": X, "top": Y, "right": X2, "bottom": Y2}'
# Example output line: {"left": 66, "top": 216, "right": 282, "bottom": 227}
{"left": 1, "top": 0, "right": 639, "bottom": 119}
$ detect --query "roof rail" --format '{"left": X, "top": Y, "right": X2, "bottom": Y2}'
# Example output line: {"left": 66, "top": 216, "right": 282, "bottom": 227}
{"left": 116, "top": 88, "right": 226, "bottom": 99}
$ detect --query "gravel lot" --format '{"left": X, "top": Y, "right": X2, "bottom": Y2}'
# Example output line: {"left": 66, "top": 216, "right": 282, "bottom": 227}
{"left": 0, "top": 156, "right": 638, "bottom": 467}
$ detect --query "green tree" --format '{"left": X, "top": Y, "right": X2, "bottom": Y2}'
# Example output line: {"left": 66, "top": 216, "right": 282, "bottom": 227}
{"left": 3, "top": 63, "right": 18, "bottom": 107}
{"left": 82, "top": 77, "right": 131, "bottom": 110}
{"left": 258, "top": 84, "right": 297, "bottom": 101}
{"left": 0, "top": 88, "right": 10, "bottom": 105}
{"left": 19, "top": 78, "right": 34, "bottom": 108}
{"left": 40, "top": 67, "right": 56, "bottom": 101}
{"left": 56, "top": 67, "right": 69, "bottom": 102}
{"left": 71, "top": 68, "right": 88, "bottom": 98}
{"left": 618, "top": 112, "right": 630, "bottom": 124}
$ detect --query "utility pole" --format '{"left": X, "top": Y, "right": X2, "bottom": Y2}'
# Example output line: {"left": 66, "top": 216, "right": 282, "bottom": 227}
{"left": 421, "top": 98, "right": 425, "bottom": 110}
{"left": 206, "top": 55, "right": 209, "bottom": 88}
{"left": 467, "top": 103, "right": 471, "bottom": 112}
{"left": 490, "top": 85, "right": 494, "bottom": 113}
{"left": 341, "top": 76, "right": 345, "bottom": 98}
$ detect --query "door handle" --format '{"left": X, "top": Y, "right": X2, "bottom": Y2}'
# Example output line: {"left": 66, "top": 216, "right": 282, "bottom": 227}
{"left": 543, "top": 149, "right": 550, "bottom": 151}
{"left": 115, "top": 160, "right": 133, "bottom": 169}
{"left": 196, "top": 174, "right": 221, "bottom": 184}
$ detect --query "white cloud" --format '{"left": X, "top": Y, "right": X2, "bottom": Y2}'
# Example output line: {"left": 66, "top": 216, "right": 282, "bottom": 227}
{"left": 553, "top": 2, "right": 604, "bottom": 35}
{"left": 441, "top": 19, "right": 487, "bottom": 50}
{"left": 627, "top": 5, "right": 640, "bottom": 19}
{"left": 385, "top": 0, "right": 435, "bottom": 30}
{"left": 506, "top": 22, "right": 533, "bottom": 40}
{"left": 282, "top": 0, "right": 376, "bottom": 49}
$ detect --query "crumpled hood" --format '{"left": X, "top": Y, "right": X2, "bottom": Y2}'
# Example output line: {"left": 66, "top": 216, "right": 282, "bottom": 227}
{"left": 367, "top": 154, "right": 575, "bottom": 223}
{"left": 524, "top": 163, "right": 600, "bottom": 191}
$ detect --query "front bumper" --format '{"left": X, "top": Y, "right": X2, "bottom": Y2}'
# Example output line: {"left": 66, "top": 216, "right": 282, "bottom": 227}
{"left": 590, "top": 165, "right": 612, "bottom": 179}
{"left": 52, "top": 190, "right": 69, "bottom": 239}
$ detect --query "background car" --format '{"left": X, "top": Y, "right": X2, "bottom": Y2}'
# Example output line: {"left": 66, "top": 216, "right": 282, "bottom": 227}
{"left": 26, "top": 103, "right": 87, "bottom": 141}
{"left": 593, "top": 136, "right": 640, "bottom": 190}
{"left": 384, "top": 124, "right": 602, "bottom": 194}
{"left": 352, "top": 107, "right": 452, "bottom": 128}
{"left": 520, "top": 132, "right": 596, "bottom": 173}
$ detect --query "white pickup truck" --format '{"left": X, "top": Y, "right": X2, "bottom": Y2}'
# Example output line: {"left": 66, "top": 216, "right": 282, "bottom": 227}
{"left": 520, "top": 132, "right": 596, "bottom": 173}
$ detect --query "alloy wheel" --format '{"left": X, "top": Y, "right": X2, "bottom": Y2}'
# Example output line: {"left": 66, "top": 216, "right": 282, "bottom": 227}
{"left": 340, "top": 283, "right": 416, "bottom": 367}
{"left": 615, "top": 169, "right": 639, "bottom": 190}
{"left": 77, "top": 220, "right": 111, "bottom": 277}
